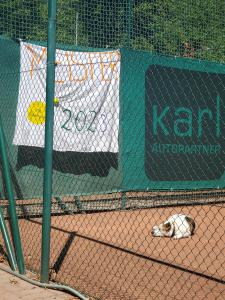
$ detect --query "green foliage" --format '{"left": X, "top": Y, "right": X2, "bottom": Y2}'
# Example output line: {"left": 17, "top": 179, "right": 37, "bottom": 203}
{"left": 0, "top": 0, "right": 47, "bottom": 40}
{"left": 1, "top": 0, "right": 225, "bottom": 62}
{"left": 133, "top": 0, "right": 225, "bottom": 62}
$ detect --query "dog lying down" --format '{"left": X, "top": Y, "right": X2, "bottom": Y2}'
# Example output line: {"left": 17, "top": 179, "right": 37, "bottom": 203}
{"left": 151, "top": 214, "right": 195, "bottom": 239}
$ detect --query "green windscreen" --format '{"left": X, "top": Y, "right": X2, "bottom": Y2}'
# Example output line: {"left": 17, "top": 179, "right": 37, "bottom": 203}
{"left": 120, "top": 49, "right": 225, "bottom": 190}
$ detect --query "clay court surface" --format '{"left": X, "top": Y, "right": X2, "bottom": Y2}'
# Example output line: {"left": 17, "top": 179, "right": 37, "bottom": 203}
{"left": 11, "top": 202, "right": 224, "bottom": 300}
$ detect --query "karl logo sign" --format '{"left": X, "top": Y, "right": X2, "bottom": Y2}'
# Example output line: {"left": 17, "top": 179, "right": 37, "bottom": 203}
{"left": 152, "top": 95, "right": 220, "bottom": 138}
{"left": 145, "top": 64, "right": 225, "bottom": 182}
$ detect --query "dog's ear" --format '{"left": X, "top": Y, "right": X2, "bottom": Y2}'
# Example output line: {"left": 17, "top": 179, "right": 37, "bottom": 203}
{"left": 162, "top": 222, "right": 171, "bottom": 232}
{"left": 185, "top": 216, "right": 195, "bottom": 235}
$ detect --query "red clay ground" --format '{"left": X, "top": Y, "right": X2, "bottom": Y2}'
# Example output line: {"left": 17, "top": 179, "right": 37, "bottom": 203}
{"left": 14, "top": 203, "right": 225, "bottom": 299}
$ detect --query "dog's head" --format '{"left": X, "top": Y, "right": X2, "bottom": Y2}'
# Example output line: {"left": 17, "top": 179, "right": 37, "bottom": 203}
{"left": 151, "top": 221, "right": 174, "bottom": 237}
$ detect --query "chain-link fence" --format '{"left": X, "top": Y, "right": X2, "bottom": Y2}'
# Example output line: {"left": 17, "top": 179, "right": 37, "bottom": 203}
{"left": 0, "top": 1, "right": 225, "bottom": 299}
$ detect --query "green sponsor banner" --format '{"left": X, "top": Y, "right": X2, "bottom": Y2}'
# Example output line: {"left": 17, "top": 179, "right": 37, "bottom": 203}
{"left": 120, "top": 49, "right": 225, "bottom": 190}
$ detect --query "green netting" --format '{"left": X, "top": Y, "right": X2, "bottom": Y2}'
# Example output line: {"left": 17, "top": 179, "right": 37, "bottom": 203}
{"left": 2, "top": 1, "right": 225, "bottom": 60}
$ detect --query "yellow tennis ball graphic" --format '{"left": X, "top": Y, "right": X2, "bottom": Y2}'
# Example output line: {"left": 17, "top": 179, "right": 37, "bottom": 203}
{"left": 54, "top": 97, "right": 59, "bottom": 105}
{"left": 27, "top": 101, "right": 46, "bottom": 125}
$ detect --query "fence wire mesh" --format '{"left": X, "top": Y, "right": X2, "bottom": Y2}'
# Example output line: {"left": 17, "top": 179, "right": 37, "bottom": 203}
{"left": 0, "top": 1, "right": 225, "bottom": 299}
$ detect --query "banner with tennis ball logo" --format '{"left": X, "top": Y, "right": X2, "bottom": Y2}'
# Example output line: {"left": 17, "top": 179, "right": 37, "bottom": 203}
{"left": 13, "top": 42, "right": 120, "bottom": 152}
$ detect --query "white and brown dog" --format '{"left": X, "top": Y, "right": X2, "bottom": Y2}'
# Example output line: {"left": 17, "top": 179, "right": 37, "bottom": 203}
{"left": 151, "top": 214, "right": 195, "bottom": 239}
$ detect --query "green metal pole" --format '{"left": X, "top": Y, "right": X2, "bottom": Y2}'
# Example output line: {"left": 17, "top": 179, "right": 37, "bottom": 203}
{"left": 40, "top": 0, "right": 57, "bottom": 283}
{"left": 0, "top": 116, "right": 25, "bottom": 274}
{"left": 126, "top": 0, "right": 134, "bottom": 48}
{"left": 0, "top": 205, "right": 17, "bottom": 271}
{"left": 121, "top": 192, "right": 127, "bottom": 209}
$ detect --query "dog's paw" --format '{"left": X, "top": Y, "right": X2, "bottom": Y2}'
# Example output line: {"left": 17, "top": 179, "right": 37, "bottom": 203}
{"left": 173, "top": 235, "right": 183, "bottom": 239}
{"left": 173, "top": 233, "right": 191, "bottom": 239}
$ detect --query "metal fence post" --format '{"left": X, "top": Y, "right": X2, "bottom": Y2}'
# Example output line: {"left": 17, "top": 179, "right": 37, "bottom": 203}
{"left": 0, "top": 115, "right": 25, "bottom": 274}
{"left": 0, "top": 205, "right": 17, "bottom": 271}
{"left": 126, "top": 0, "right": 134, "bottom": 48}
{"left": 40, "top": 0, "right": 57, "bottom": 283}
{"left": 121, "top": 192, "right": 127, "bottom": 209}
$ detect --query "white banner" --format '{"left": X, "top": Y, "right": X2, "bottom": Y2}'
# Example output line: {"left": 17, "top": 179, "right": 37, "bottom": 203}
{"left": 13, "top": 42, "right": 120, "bottom": 152}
